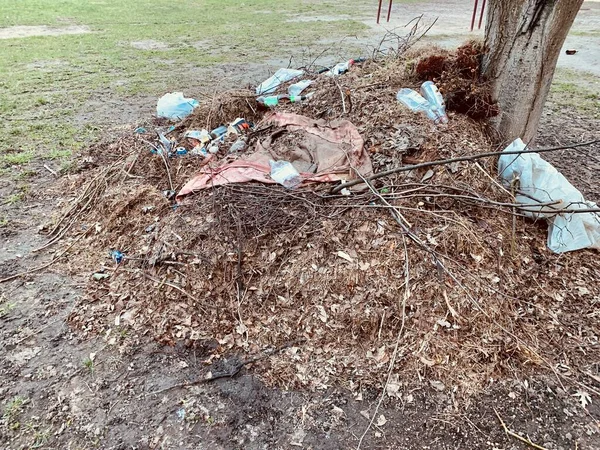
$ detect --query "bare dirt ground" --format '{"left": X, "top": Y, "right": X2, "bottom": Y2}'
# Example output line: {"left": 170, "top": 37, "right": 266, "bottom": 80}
{"left": 1, "top": 3, "right": 600, "bottom": 450}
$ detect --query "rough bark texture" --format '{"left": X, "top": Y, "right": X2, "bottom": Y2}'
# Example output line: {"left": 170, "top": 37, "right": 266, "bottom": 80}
{"left": 482, "top": 0, "right": 583, "bottom": 143}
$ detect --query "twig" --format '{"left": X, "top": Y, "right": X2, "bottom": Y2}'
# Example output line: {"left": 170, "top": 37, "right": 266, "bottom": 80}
{"left": 494, "top": 409, "right": 549, "bottom": 450}
{"left": 333, "top": 76, "right": 347, "bottom": 114}
{"left": 331, "top": 139, "right": 600, "bottom": 193}
{"left": 158, "top": 148, "right": 173, "bottom": 191}
{"left": 147, "top": 339, "right": 304, "bottom": 395}
{"left": 44, "top": 164, "right": 58, "bottom": 177}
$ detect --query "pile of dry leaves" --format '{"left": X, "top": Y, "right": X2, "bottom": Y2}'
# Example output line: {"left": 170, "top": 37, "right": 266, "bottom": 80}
{"left": 49, "top": 46, "right": 599, "bottom": 398}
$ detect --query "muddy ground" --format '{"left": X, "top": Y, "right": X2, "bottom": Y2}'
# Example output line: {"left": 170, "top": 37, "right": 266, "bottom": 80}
{"left": 2, "top": 2, "right": 600, "bottom": 450}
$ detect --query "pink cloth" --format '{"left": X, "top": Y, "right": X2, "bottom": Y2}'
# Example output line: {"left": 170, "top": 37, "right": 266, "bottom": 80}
{"left": 177, "top": 112, "right": 372, "bottom": 201}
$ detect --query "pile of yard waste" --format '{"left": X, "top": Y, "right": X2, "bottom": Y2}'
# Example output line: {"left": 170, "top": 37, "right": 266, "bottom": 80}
{"left": 52, "top": 43, "right": 599, "bottom": 396}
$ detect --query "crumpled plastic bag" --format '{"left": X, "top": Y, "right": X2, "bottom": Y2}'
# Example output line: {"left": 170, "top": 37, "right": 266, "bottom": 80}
{"left": 256, "top": 68, "right": 304, "bottom": 95}
{"left": 498, "top": 138, "right": 600, "bottom": 253}
{"left": 156, "top": 92, "right": 199, "bottom": 121}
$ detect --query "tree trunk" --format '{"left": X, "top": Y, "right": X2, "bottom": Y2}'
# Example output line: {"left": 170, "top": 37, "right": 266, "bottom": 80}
{"left": 482, "top": 0, "right": 583, "bottom": 143}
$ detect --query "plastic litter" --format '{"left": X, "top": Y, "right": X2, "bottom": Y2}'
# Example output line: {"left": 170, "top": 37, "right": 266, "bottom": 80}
{"left": 498, "top": 138, "right": 600, "bottom": 253}
{"left": 288, "top": 80, "right": 314, "bottom": 96}
{"left": 210, "top": 125, "right": 228, "bottom": 140}
{"left": 269, "top": 160, "right": 302, "bottom": 189}
{"left": 396, "top": 86, "right": 447, "bottom": 124}
{"left": 191, "top": 145, "right": 208, "bottom": 157}
{"left": 156, "top": 92, "right": 199, "bottom": 121}
{"left": 134, "top": 127, "right": 147, "bottom": 134}
{"left": 229, "top": 138, "right": 247, "bottom": 153}
{"left": 158, "top": 133, "right": 173, "bottom": 153}
{"left": 324, "top": 59, "right": 354, "bottom": 77}
{"left": 228, "top": 118, "right": 252, "bottom": 134}
{"left": 322, "top": 57, "right": 365, "bottom": 77}
{"left": 92, "top": 273, "right": 110, "bottom": 281}
{"left": 420, "top": 81, "right": 448, "bottom": 124}
{"left": 175, "top": 147, "right": 188, "bottom": 156}
{"left": 256, "top": 68, "right": 304, "bottom": 95}
{"left": 257, "top": 93, "right": 313, "bottom": 107}
{"left": 185, "top": 129, "right": 211, "bottom": 144}
{"left": 110, "top": 250, "right": 124, "bottom": 264}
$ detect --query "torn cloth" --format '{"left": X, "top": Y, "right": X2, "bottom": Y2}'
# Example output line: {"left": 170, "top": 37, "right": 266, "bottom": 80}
{"left": 176, "top": 112, "right": 372, "bottom": 202}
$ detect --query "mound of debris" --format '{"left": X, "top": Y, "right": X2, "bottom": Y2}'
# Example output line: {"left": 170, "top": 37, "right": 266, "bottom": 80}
{"left": 48, "top": 45, "right": 598, "bottom": 396}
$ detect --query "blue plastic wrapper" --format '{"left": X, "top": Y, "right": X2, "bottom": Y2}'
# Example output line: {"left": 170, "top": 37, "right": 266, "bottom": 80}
{"left": 110, "top": 250, "right": 124, "bottom": 264}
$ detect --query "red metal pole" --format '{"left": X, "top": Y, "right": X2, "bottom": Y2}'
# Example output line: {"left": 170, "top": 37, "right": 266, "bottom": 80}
{"left": 478, "top": 0, "right": 487, "bottom": 29}
{"left": 470, "top": 0, "right": 479, "bottom": 31}
{"left": 377, "top": 0, "right": 383, "bottom": 24}
{"left": 387, "top": 0, "right": 393, "bottom": 22}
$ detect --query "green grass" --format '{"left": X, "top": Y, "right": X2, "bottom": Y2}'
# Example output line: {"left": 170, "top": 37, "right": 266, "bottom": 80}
{"left": 550, "top": 68, "right": 600, "bottom": 116}
{"left": 2, "top": 396, "right": 28, "bottom": 430}
{"left": 0, "top": 0, "right": 371, "bottom": 166}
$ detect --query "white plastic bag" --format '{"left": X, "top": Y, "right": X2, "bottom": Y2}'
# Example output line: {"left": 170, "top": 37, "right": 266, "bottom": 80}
{"left": 498, "top": 138, "right": 600, "bottom": 253}
{"left": 256, "top": 68, "right": 304, "bottom": 95}
{"left": 156, "top": 92, "right": 199, "bottom": 120}
{"left": 269, "top": 160, "right": 301, "bottom": 189}
{"left": 288, "top": 79, "right": 314, "bottom": 96}
{"left": 396, "top": 88, "right": 446, "bottom": 124}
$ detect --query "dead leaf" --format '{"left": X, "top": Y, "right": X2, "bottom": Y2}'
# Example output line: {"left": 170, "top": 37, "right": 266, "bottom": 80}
{"left": 316, "top": 305, "right": 329, "bottom": 323}
{"left": 436, "top": 319, "right": 451, "bottom": 328}
{"left": 336, "top": 251, "right": 353, "bottom": 263}
{"left": 359, "top": 261, "right": 371, "bottom": 271}
{"left": 430, "top": 380, "right": 445, "bottom": 391}
{"left": 422, "top": 169, "right": 434, "bottom": 182}
{"left": 573, "top": 390, "right": 592, "bottom": 408}
{"left": 386, "top": 374, "right": 401, "bottom": 398}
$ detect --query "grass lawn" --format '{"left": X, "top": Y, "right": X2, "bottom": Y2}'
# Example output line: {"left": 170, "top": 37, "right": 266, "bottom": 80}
{"left": 0, "top": 0, "right": 373, "bottom": 170}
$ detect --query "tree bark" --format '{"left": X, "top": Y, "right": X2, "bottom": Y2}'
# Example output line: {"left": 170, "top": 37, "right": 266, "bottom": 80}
{"left": 482, "top": 0, "right": 583, "bottom": 143}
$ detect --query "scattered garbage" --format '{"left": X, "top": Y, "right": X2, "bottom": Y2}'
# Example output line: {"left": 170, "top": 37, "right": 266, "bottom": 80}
{"left": 288, "top": 79, "right": 314, "bottom": 96}
{"left": 420, "top": 81, "right": 448, "bottom": 123}
{"left": 177, "top": 112, "right": 373, "bottom": 200}
{"left": 191, "top": 145, "right": 208, "bottom": 157}
{"left": 229, "top": 118, "right": 252, "bottom": 134}
{"left": 229, "top": 138, "right": 247, "bottom": 153}
{"left": 269, "top": 160, "right": 302, "bottom": 189}
{"left": 397, "top": 82, "right": 448, "bottom": 124}
{"left": 257, "top": 93, "right": 313, "bottom": 107}
{"left": 134, "top": 127, "right": 147, "bottom": 134}
{"left": 156, "top": 92, "right": 199, "bottom": 120}
{"left": 498, "top": 138, "right": 600, "bottom": 253}
{"left": 566, "top": 49, "right": 577, "bottom": 55}
{"left": 185, "top": 130, "right": 208, "bottom": 141}
{"left": 256, "top": 68, "right": 304, "bottom": 95}
{"left": 324, "top": 59, "right": 356, "bottom": 77}
{"left": 175, "top": 147, "right": 188, "bottom": 156}
{"left": 210, "top": 125, "right": 228, "bottom": 141}
{"left": 110, "top": 250, "right": 124, "bottom": 264}
{"left": 92, "top": 273, "right": 110, "bottom": 281}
